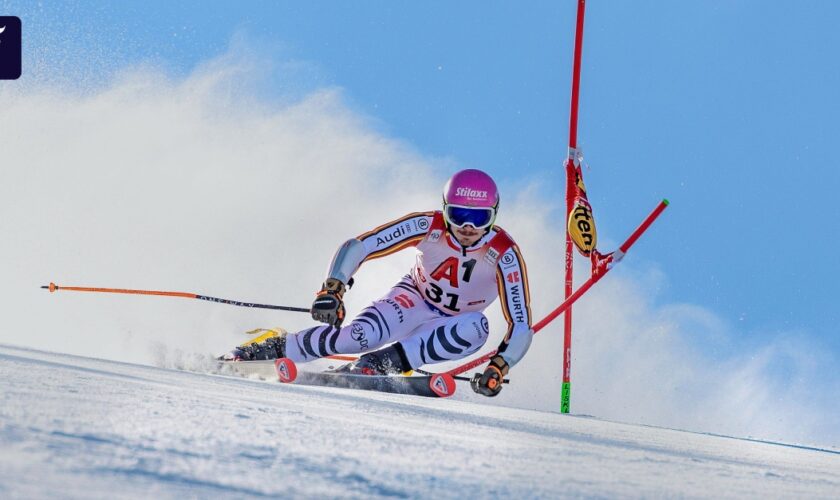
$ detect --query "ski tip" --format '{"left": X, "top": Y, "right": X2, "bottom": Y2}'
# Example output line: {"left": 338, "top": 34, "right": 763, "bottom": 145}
{"left": 274, "top": 358, "right": 298, "bottom": 383}
{"left": 429, "top": 373, "right": 457, "bottom": 398}
{"left": 662, "top": 198, "right": 670, "bottom": 206}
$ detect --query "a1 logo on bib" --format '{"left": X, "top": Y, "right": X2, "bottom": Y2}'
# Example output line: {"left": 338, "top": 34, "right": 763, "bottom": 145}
{"left": 0, "top": 16, "right": 21, "bottom": 80}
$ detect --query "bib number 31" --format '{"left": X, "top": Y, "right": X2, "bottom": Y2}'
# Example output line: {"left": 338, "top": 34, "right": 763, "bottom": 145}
{"left": 425, "top": 258, "right": 477, "bottom": 312}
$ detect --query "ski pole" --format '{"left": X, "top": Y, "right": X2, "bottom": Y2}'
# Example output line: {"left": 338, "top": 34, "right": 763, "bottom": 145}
{"left": 444, "top": 199, "right": 669, "bottom": 378}
{"left": 41, "top": 282, "right": 310, "bottom": 313}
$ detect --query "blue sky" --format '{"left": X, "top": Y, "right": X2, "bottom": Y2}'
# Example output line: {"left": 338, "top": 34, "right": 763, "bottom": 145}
{"left": 5, "top": 2, "right": 839, "bottom": 405}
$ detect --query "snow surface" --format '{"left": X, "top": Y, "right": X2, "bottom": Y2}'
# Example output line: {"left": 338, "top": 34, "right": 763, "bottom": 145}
{"left": 1, "top": 344, "right": 838, "bottom": 499}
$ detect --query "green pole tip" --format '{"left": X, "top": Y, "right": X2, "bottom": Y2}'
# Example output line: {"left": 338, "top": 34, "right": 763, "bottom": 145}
{"left": 663, "top": 198, "right": 670, "bottom": 206}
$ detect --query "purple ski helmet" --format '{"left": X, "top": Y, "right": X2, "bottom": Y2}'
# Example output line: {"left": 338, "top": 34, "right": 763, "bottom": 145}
{"left": 442, "top": 169, "right": 499, "bottom": 229}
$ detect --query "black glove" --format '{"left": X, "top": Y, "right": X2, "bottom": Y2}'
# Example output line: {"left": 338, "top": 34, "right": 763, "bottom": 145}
{"left": 471, "top": 355, "right": 509, "bottom": 397}
{"left": 311, "top": 278, "right": 347, "bottom": 327}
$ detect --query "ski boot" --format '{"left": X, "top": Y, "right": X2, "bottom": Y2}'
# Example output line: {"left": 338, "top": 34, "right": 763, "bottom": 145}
{"left": 223, "top": 333, "right": 287, "bottom": 361}
{"left": 334, "top": 343, "right": 412, "bottom": 375}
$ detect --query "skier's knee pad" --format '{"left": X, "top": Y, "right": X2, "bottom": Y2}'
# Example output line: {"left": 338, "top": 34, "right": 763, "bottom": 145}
{"left": 449, "top": 311, "right": 491, "bottom": 351}
{"left": 399, "top": 311, "right": 491, "bottom": 368}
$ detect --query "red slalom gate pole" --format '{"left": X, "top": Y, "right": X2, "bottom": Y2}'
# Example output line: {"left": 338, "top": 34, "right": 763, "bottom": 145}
{"left": 446, "top": 199, "right": 669, "bottom": 379}
{"left": 562, "top": 0, "right": 588, "bottom": 414}
{"left": 567, "top": 0, "right": 586, "bottom": 147}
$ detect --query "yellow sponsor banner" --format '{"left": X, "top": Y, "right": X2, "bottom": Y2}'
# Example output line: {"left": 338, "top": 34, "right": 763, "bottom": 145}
{"left": 567, "top": 200, "right": 597, "bottom": 257}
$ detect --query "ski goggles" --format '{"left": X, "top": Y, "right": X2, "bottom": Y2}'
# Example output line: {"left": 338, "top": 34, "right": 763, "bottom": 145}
{"left": 443, "top": 204, "right": 496, "bottom": 230}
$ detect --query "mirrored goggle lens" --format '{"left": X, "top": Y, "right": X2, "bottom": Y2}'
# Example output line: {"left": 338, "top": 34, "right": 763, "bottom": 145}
{"left": 446, "top": 206, "right": 494, "bottom": 228}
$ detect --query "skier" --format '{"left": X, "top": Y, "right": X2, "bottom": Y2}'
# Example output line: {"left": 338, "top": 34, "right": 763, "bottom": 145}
{"left": 226, "top": 169, "right": 532, "bottom": 397}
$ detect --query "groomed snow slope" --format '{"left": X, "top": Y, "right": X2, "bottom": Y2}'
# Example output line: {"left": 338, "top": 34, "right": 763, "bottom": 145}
{"left": 1, "top": 344, "right": 837, "bottom": 499}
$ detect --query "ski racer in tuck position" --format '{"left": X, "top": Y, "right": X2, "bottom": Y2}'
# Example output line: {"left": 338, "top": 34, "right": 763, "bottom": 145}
{"left": 226, "top": 169, "right": 532, "bottom": 397}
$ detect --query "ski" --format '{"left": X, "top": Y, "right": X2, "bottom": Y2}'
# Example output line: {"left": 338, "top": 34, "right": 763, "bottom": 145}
{"left": 218, "top": 358, "right": 456, "bottom": 398}
{"left": 218, "top": 359, "right": 280, "bottom": 379}
{"left": 274, "top": 358, "right": 456, "bottom": 398}
{"left": 290, "top": 371, "right": 456, "bottom": 398}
